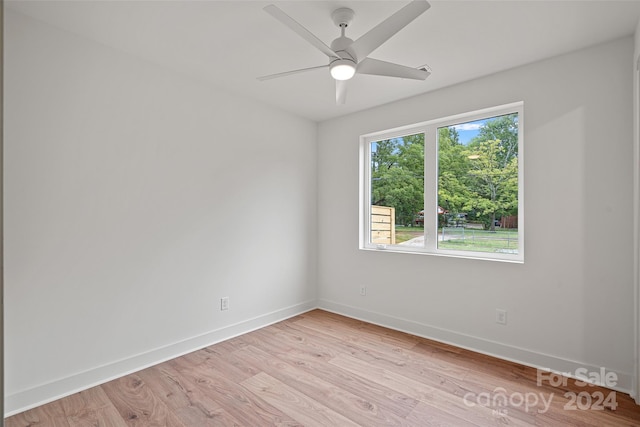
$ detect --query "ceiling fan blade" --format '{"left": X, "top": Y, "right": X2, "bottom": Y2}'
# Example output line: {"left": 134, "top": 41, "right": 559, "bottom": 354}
{"left": 351, "top": 0, "right": 430, "bottom": 61}
{"left": 357, "top": 58, "right": 430, "bottom": 80}
{"left": 257, "top": 64, "right": 329, "bottom": 81}
{"left": 264, "top": 4, "right": 341, "bottom": 60}
{"left": 336, "top": 80, "right": 348, "bottom": 105}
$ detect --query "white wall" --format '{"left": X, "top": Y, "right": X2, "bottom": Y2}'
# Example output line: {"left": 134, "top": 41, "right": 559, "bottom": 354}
{"left": 4, "top": 10, "right": 317, "bottom": 414}
{"left": 633, "top": 19, "right": 640, "bottom": 402}
{"left": 318, "top": 37, "right": 635, "bottom": 392}
{"left": 5, "top": 4, "right": 637, "bottom": 417}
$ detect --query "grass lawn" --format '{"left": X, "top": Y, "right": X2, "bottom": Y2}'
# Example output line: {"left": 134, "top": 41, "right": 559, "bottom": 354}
{"left": 439, "top": 228, "right": 518, "bottom": 252}
{"left": 395, "top": 226, "right": 424, "bottom": 244}
{"left": 395, "top": 226, "right": 518, "bottom": 252}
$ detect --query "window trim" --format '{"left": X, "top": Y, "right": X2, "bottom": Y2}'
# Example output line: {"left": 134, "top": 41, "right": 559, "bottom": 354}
{"left": 359, "top": 102, "right": 524, "bottom": 263}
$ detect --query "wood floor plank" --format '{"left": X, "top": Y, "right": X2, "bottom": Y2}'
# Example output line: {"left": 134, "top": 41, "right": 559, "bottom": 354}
{"left": 7, "top": 309, "right": 640, "bottom": 426}
{"left": 293, "top": 312, "right": 417, "bottom": 351}
{"left": 234, "top": 343, "right": 412, "bottom": 426}
{"left": 136, "top": 364, "right": 242, "bottom": 427}
{"left": 189, "top": 344, "right": 262, "bottom": 383}
{"left": 267, "top": 322, "right": 340, "bottom": 358}
{"left": 101, "top": 374, "right": 187, "bottom": 427}
{"left": 248, "top": 321, "right": 421, "bottom": 419}
{"left": 329, "top": 352, "right": 533, "bottom": 426}
{"left": 254, "top": 323, "right": 428, "bottom": 417}
{"left": 292, "top": 316, "right": 471, "bottom": 387}
{"left": 405, "top": 401, "right": 479, "bottom": 427}
{"left": 6, "top": 400, "right": 71, "bottom": 427}
{"left": 533, "top": 390, "right": 638, "bottom": 427}
{"left": 280, "top": 317, "right": 441, "bottom": 380}
{"left": 241, "top": 372, "right": 360, "bottom": 427}
{"left": 167, "top": 355, "right": 301, "bottom": 426}
{"left": 60, "top": 387, "right": 128, "bottom": 427}
{"left": 301, "top": 310, "right": 423, "bottom": 349}
{"left": 282, "top": 317, "right": 483, "bottom": 414}
{"left": 415, "top": 338, "right": 531, "bottom": 382}
{"left": 295, "top": 317, "right": 471, "bottom": 385}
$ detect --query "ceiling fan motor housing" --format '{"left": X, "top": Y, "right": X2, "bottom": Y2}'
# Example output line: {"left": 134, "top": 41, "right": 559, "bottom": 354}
{"left": 330, "top": 7, "right": 357, "bottom": 64}
{"left": 331, "top": 7, "right": 355, "bottom": 28}
{"left": 329, "top": 36, "right": 357, "bottom": 80}
{"left": 330, "top": 37, "right": 357, "bottom": 62}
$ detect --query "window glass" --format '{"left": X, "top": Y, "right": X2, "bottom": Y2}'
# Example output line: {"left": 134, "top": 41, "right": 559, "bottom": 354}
{"left": 437, "top": 114, "right": 519, "bottom": 255}
{"left": 370, "top": 134, "right": 424, "bottom": 246}
{"left": 361, "top": 102, "right": 523, "bottom": 262}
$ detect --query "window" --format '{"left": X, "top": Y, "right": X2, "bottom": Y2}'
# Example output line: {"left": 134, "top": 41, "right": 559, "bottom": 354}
{"left": 360, "top": 102, "right": 524, "bottom": 262}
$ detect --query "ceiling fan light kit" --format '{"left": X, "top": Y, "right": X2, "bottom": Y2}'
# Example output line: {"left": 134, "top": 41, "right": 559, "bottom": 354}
{"left": 330, "top": 59, "right": 356, "bottom": 80}
{"left": 259, "top": 0, "right": 431, "bottom": 104}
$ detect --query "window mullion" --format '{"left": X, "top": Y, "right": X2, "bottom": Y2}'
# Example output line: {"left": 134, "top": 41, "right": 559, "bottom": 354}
{"left": 424, "top": 127, "right": 438, "bottom": 251}
{"left": 360, "top": 137, "right": 372, "bottom": 249}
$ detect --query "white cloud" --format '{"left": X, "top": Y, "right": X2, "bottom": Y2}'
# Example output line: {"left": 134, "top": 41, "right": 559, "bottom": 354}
{"left": 452, "top": 123, "right": 483, "bottom": 131}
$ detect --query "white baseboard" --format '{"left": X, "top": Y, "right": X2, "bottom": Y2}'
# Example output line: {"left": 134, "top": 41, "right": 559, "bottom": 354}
{"left": 5, "top": 300, "right": 317, "bottom": 417}
{"left": 318, "top": 299, "right": 633, "bottom": 395}
{"left": 7, "top": 298, "right": 633, "bottom": 417}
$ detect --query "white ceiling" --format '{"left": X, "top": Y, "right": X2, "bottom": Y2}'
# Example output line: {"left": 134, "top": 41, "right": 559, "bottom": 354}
{"left": 7, "top": 0, "right": 640, "bottom": 122}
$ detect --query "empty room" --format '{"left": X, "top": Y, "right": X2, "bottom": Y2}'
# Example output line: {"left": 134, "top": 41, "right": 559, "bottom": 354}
{"left": 4, "top": 0, "right": 640, "bottom": 425}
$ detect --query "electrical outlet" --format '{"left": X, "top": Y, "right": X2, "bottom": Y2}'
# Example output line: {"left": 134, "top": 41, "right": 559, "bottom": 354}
{"left": 221, "top": 297, "right": 229, "bottom": 311}
{"left": 360, "top": 285, "right": 366, "bottom": 296}
{"left": 496, "top": 309, "right": 507, "bottom": 325}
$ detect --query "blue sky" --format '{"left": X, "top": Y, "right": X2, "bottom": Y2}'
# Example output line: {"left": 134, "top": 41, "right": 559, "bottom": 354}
{"left": 451, "top": 119, "right": 488, "bottom": 145}
{"left": 370, "top": 117, "right": 491, "bottom": 150}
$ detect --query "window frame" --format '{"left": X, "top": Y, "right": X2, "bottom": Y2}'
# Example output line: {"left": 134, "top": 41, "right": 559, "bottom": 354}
{"left": 359, "top": 102, "right": 524, "bottom": 263}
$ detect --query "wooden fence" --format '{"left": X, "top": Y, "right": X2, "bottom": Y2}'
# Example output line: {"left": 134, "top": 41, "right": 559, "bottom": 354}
{"left": 500, "top": 215, "right": 518, "bottom": 229}
{"left": 371, "top": 205, "right": 396, "bottom": 245}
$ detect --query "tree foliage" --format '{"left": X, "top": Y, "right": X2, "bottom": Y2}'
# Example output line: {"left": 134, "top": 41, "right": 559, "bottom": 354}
{"left": 437, "top": 127, "right": 472, "bottom": 220}
{"left": 474, "top": 113, "right": 519, "bottom": 167}
{"left": 371, "top": 134, "right": 424, "bottom": 226}
{"left": 462, "top": 114, "right": 519, "bottom": 229}
{"left": 463, "top": 139, "right": 518, "bottom": 230}
{"left": 370, "top": 113, "right": 519, "bottom": 230}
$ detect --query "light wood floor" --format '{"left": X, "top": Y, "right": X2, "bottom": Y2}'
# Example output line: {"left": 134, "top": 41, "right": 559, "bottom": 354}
{"left": 6, "top": 309, "right": 640, "bottom": 426}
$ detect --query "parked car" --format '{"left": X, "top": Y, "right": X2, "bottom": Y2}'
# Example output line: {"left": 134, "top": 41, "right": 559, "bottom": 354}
{"left": 446, "top": 213, "right": 467, "bottom": 227}
{"left": 415, "top": 207, "right": 447, "bottom": 226}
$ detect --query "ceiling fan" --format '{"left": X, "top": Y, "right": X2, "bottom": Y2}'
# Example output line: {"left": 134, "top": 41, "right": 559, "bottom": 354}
{"left": 258, "top": 0, "right": 432, "bottom": 104}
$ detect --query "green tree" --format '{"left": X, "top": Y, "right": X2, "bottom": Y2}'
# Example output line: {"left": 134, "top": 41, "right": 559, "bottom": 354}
{"left": 371, "top": 114, "right": 518, "bottom": 232}
{"left": 371, "top": 139, "right": 397, "bottom": 173}
{"left": 464, "top": 139, "right": 518, "bottom": 231}
{"left": 371, "top": 134, "right": 424, "bottom": 226}
{"left": 438, "top": 127, "right": 472, "bottom": 223}
{"left": 473, "top": 113, "right": 518, "bottom": 167}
